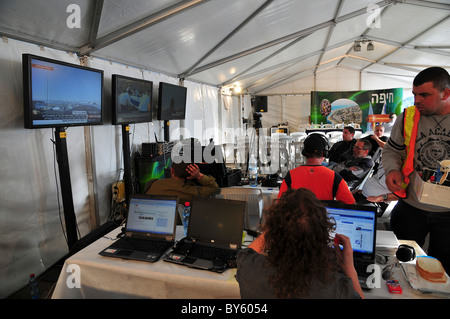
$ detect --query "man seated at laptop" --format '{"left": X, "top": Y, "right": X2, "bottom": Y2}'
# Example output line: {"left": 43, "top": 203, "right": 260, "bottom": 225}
{"left": 236, "top": 188, "right": 365, "bottom": 299}
{"left": 278, "top": 133, "right": 355, "bottom": 205}
{"left": 332, "top": 139, "right": 374, "bottom": 191}
{"left": 145, "top": 162, "right": 219, "bottom": 205}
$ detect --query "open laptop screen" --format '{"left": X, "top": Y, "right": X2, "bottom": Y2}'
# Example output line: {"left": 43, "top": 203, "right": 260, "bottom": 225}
{"left": 324, "top": 204, "right": 376, "bottom": 255}
{"left": 188, "top": 197, "right": 245, "bottom": 248}
{"left": 126, "top": 196, "right": 178, "bottom": 236}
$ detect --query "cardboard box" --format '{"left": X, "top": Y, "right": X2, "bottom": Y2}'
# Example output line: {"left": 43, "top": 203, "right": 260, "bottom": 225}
{"left": 413, "top": 172, "right": 450, "bottom": 208}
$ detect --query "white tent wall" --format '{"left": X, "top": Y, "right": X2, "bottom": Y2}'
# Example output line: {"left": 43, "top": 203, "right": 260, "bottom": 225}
{"left": 220, "top": 94, "right": 245, "bottom": 163}
{"left": 0, "top": 38, "right": 222, "bottom": 298}
{"left": 261, "top": 96, "right": 282, "bottom": 129}
{"left": 0, "top": 1, "right": 446, "bottom": 298}
{"left": 182, "top": 81, "right": 220, "bottom": 145}
{"left": 259, "top": 95, "right": 310, "bottom": 134}
{"left": 0, "top": 39, "right": 89, "bottom": 298}
{"left": 360, "top": 71, "right": 414, "bottom": 92}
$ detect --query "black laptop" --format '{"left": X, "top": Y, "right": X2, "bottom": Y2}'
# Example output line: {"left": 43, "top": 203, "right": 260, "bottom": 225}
{"left": 99, "top": 195, "right": 178, "bottom": 262}
{"left": 163, "top": 197, "right": 246, "bottom": 272}
{"left": 322, "top": 201, "right": 377, "bottom": 289}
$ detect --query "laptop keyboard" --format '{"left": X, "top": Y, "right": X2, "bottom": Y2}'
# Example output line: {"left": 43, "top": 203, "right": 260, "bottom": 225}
{"left": 354, "top": 259, "right": 372, "bottom": 277}
{"left": 177, "top": 243, "right": 233, "bottom": 261}
{"left": 112, "top": 237, "right": 170, "bottom": 252}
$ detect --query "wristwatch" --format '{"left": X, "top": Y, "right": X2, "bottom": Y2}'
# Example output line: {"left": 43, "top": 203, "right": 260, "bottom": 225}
{"left": 382, "top": 194, "right": 388, "bottom": 202}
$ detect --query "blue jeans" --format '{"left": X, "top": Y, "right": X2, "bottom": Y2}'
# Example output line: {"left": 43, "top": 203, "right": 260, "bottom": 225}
{"left": 390, "top": 200, "right": 450, "bottom": 273}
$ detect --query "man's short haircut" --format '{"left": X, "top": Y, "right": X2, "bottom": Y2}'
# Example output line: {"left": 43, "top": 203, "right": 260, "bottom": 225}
{"left": 171, "top": 162, "right": 190, "bottom": 179}
{"left": 413, "top": 67, "right": 450, "bottom": 92}
{"left": 343, "top": 126, "right": 355, "bottom": 135}
{"left": 358, "top": 139, "right": 372, "bottom": 152}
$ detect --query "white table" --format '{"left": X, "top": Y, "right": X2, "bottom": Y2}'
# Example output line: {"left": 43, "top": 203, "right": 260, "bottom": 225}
{"left": 52, "top": 226, "right": 449, "bottom": 299}
{"left": 52, "top": 226, "right": 240, "bottom": 299}
{"left": 365, "top": 234, "right": 449, "bottom": 299}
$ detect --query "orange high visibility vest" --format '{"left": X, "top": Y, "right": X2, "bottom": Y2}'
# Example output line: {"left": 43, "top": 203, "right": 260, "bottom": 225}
{"left": 394, "top": 106, "right": 421, "bottom": 198}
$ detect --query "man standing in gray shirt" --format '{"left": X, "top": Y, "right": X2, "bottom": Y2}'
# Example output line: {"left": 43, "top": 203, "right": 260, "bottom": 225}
{"left": 382, "top": 67, "right": 450, "bottom": 273}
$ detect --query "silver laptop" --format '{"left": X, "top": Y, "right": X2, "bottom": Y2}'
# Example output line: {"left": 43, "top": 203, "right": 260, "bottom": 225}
{"left": 322, "top": 201, "right": 377, "bottom": 289}
{"left": 99, "top": 195, "right": 178, "bottom": 262}
{"left": 163, "top": 197, "right": 246, "bottom": 272}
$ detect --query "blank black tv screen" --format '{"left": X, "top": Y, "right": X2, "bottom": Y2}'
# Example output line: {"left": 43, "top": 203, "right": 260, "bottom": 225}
{"left": 22, "top": 54, "right": 103, "bottom": 129}
{"left": 112, "top": 75, "right": 153, "bottom": 125}
{"left": 157, "top": 82, "right": 187, "bottom": 121}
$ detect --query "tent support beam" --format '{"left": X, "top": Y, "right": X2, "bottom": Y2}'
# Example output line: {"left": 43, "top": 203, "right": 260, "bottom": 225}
{"left": 189, "top": 1, "right": 390, "bottom": 78}
{"left": 189, "top": 20, "right": 335, "bottom": 76}
{"left": 80, "top": 0, "right": 211, "bottom": 55}
{"left": 228, "top": 37, "right": 360, "bottom": 86}
{"left": 313, "top": 0, "right": 345, "bottom": 74}
{"left": 361, "top": 14, "right": 450, "bottom": 72}
{"left": 222, "top": 34, "right": 309, "bottom": 87}
{"left": 88, "top": 0, "right": 104, "bottom": 48}
{"left": 179, "top": 0, "right": 274, "bottom": 78}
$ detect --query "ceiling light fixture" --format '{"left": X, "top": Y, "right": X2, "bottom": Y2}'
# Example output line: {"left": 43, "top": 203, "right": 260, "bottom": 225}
{"left": 354, "top": 38, "right": 374, "bottom": 52}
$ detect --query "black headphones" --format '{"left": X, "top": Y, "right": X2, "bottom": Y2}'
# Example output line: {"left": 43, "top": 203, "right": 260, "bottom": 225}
{"left": 396, "top": 244, "right": 416, "bottom": 262}
{"left": 302, "top": 133, "right": 330, "bottom": 158}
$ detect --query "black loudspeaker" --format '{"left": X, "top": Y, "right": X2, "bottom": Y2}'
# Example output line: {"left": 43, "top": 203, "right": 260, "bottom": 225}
{"left": 255, "top": 96, "right": 267, "bottom": 112}
{"left": 396, "top": 244, "right": 416, "bottom": 262}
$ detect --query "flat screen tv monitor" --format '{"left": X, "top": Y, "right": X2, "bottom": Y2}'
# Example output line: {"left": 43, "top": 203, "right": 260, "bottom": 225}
{"left": 112, "top": 75, "right": 153, "bottom": 125}
{"left": 22, "top": 54, "right": 103, "bottom": 129}
{"left": 157, "top": 82, "right": 187, "bottom": 121}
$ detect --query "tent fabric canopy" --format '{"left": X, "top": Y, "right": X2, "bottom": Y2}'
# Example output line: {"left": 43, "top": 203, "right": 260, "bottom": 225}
{"left": 1, "top": 0, "right": 449, "bottom": 94}
{"left": 0, "top": 0, "right": 449, "bottom": 299}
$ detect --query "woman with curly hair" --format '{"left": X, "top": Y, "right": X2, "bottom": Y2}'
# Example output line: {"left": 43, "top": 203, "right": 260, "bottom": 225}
{"left": 236, "top": 188, "right": 364, "bottom": 299}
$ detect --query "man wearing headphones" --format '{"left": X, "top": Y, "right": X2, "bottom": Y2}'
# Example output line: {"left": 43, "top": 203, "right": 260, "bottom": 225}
{"left": 278, "top": 133, "right": 355, "bottom": 204}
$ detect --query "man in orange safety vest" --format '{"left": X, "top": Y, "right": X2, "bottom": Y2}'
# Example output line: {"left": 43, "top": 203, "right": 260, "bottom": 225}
{"left": 382, "top": 67, "right": 450, "bottom": 273}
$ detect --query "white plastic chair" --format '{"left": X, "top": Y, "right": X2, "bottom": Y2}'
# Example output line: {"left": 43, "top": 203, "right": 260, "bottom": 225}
{"left": 290, "top": 132, "right": 307, "bottom": 141}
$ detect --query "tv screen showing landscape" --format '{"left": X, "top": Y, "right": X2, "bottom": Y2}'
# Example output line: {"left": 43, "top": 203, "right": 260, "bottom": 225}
{"left": 23, "top": 54, "right": 103, "bottom": 129}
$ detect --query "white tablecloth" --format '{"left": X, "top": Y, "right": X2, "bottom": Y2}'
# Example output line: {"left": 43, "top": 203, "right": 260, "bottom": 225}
{"left": 52, "top": 225, "right": 448, "bottom": 299}
{"left": 52, "top": 226, "right": 240, "bottom": 299}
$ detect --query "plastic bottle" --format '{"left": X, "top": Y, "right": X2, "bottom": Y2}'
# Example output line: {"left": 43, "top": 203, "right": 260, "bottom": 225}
{"left": 248, "top": 154, "right": 258, "bottom": 187}
{"left": 435, "top": 167, "right": 442, "bottom": 183}
{"left": 29, "top": 273, "right": 40, "bottom": 299}
{"left": 182, "top": 202, "right": 190, "bottom": 236}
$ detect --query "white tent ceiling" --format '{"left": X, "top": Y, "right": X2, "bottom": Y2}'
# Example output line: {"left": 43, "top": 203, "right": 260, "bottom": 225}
{"left": 1, "top": 0, "right": 449, "bottom": 94}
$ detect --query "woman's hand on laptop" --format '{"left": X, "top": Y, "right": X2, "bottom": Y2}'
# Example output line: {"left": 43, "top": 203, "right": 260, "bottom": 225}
{"left": 334, "top": 234, "right": 365, "bottom": 298}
